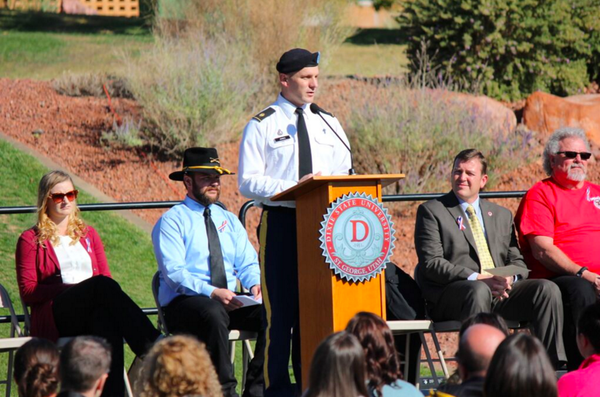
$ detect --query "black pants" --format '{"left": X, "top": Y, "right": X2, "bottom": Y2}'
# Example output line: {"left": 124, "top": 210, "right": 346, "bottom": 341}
{"left": 385, "top": 263, "right": 425, "bottom": 385}
{"left": 551, "top": 275, "right": 597, "bottom": 370}
{"left": 52, "top": 275, "right": 161, "bottom": 397}
{"left": 164, "top": 294, "right": 265, "bottom": 397}
{"left": 429, "top": 278, "right": 566, "bottom": 367}
{"left": 258, "top": 206, "right": 302, "bottom": 397}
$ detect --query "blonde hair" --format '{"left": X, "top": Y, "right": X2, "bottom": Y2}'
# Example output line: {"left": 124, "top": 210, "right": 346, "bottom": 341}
{"left": 36, "top": 171, "right": 86, "bottom": 247}
{"left": 139, "top": 335, "right": 223, "bottom": 397}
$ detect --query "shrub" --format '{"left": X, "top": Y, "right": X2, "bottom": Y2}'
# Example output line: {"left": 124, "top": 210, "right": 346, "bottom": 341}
{"left": 52, "top": 72, "right": 132, "bottom": 98}
{"left": 101, "top": 118, "right": 144, "bottom": 148}
{"left": 398, "top": 0, "right": 600, "bottom": 101}
{"left": 344, "top": 80, "right": 533, "bottom": 195}
{"left": 122, "top": 0, "right": 354, "bottom": 155}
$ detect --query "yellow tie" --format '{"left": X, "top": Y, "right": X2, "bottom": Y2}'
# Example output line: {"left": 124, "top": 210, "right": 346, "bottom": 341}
{"left": 466, "top": 205, "right": 495, "bottom": 273}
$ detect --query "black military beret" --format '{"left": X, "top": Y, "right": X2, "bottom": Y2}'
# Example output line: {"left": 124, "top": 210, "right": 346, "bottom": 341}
{"left": 276, "top": 48, "right": 320, "bottom": 74}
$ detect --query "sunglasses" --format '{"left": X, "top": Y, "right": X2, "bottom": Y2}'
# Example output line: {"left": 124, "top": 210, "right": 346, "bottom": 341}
{"left": 48, "top": 190, "right": 79, "bottom": 204}
{"left": 556, "top": 151, "right": 592, "bottom": 160}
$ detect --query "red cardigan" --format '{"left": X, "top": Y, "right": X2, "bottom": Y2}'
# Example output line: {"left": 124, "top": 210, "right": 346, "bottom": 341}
{"left": 15, "top": 226, "right": 111, "bottom": 341}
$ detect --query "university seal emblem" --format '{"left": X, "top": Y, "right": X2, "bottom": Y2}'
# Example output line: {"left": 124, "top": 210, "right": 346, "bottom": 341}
{"left": 319, "top": 193, "right": 395, "bottom": 282}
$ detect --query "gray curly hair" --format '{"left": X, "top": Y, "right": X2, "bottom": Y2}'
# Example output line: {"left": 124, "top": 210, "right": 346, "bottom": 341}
{"left": 543, "top": 127, "right": 590, "bottom": 176}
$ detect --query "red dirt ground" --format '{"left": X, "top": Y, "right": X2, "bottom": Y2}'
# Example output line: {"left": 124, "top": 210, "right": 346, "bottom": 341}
{"left": 2, "top": 78, "right": 599, "bottom": 360}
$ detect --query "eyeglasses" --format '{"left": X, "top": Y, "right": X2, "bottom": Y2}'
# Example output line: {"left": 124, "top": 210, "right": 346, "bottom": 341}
{"left": 48, "top": 190, "right": 79, "bottom": 204}
{"left": 556, "top": 151, "right": 592, "bottom": 160}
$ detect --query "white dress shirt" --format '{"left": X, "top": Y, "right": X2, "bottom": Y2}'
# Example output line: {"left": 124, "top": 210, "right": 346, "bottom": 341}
{"left": 238, "top": 94, "right": 352, "bottom": 208}
{"left": 54, "top": 235, "right": 93, "bottom": 284}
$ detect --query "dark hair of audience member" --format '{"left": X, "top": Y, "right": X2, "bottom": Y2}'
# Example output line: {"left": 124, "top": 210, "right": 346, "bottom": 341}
{"left": 484, "top": 333, "right": 557, "bottom": 397}
{"left": 346, "top": 311, "right": 404, "bottom": 394}
{"left": 459, "top": 312, "right": 510, "bottom": 339}
{"left": 303, "top": 331, "right": 368, "bottom": 397}
{"left": 13, "top": 338, "right": 60, "bottom": 397}
{"left": 577, "top": 301, "right": 600, "bottom": 353}
{"left": 60, "top": 336, "right": 112, "bottom": 393}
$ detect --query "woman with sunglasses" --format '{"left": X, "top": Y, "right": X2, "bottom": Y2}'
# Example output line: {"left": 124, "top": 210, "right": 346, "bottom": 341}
{"left": 16, "top": 170, "right": 162, "bottom": 397}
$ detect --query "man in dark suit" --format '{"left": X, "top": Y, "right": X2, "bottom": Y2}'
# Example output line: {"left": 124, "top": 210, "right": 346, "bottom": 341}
{"left": 414, "top": 148, "right": 566, "bottom": 366}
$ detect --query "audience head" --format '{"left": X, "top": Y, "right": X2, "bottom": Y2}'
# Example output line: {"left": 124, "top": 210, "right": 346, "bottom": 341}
{"left": 304, "top": 331, "right": 368, "bottom": 397}
{"left": 60, "top": 336, "right": 111, "bottom": 396}
{"left": 346, "top": 311, "right": 404, "bottom": 393}
{"left": 459, "top": 312, "right": 510, "bottom": 339}
{"left": 139, "top": 335, "right": 223, "bottom": 397}
{"left": 456, "top": 324, "right": 506, "bottom": 380}
{"left": 576, "top": 301, "right": 600, "bottom": 358}
{"left": 14, "top": 338, "right": 60, "bottom": 397}
{"left": 451, "top": 149, "right": 488, "bottom": 203}
{"left": 543, "top": 127, "right": 591, "bottom": 182}
{"left": 35, "top": 170, "right": 85, "bottom": 246}
{"left": 484, "top": 333, "right": 557, "bottom": 397}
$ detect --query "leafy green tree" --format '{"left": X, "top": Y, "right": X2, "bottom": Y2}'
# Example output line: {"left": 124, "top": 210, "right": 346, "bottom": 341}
{"left": 398, "top": 0, "right": 600, "bottom": 100}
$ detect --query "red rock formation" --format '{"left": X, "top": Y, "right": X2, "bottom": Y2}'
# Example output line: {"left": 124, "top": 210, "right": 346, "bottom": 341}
{"left": 523, "top": 91, "right": 600, "bottom": 144}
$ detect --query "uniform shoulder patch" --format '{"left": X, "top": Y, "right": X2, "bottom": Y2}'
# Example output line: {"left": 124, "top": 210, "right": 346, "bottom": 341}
{"left": 252, "top": 107, "right": 275, "bottom": 122}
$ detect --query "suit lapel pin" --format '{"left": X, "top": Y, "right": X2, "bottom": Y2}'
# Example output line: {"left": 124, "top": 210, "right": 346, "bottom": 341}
{"left": 488, "top": 211, "right": 492, "bottom": 216}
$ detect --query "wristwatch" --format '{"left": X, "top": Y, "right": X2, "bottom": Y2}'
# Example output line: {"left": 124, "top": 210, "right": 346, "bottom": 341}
{"left": 576, "top": 267, "right": 588, "bottom": 278}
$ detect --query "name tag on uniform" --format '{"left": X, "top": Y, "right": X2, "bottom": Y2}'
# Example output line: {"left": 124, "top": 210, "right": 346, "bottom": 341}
{"left": 274, "top": 135, "right": 291, "bottom": 143}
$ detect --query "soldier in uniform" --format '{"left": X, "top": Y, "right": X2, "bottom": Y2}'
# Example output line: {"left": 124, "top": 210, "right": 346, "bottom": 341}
{"left": 238, "top": 48, "right": 351, "bottom": 397}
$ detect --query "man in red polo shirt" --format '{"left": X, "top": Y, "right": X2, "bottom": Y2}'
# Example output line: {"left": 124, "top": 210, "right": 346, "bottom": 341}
{"left": 516, "top": 127, "right": 600, "bottom": 370}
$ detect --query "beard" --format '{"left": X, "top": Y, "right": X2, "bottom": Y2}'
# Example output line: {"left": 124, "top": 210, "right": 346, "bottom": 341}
{"left": 191, "top": 179, "right": 221, "bottom": 206}
{"left": 567, "top": 164, "right": 586, "bottom": 182}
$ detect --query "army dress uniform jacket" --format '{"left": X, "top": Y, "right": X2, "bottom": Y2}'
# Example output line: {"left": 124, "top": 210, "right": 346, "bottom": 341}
{"left": 238, "top": 94, "right": 352, "bottom": 208}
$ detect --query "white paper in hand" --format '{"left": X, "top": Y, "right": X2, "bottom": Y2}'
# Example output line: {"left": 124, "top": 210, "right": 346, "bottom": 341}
{"left": 233, "top": 295, "right": 262, "bottom": 307}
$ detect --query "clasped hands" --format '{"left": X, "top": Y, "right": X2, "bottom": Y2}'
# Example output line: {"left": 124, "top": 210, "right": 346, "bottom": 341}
{"left": 210, "top": 285, "right": 262, "bottom": 311}
{"left": 580, "top": 270, "right": 600, "bottom": 296}
{"left": 477, "top": 274, "right": 513, "bottom": 301}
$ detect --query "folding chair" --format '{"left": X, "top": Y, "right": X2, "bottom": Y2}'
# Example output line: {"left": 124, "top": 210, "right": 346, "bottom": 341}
{"left": 151, "top": 272, "right": 256, "bottom": 388}
{"left": 0, "top": 283, "right": 30, "bottom": 397}
{"left": 20, "top": 297, "right": 134, "bottom": 397}
{"left": 387, "top": 319, "right": 433, "bottom": 387}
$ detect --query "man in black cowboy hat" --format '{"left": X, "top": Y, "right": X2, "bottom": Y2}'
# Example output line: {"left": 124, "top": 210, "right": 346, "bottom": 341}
{"left": 238, "top": 48, "right": 351, "bottom": 396}
{"left": 152, "top": 147, "right": 265, "bottom": 397}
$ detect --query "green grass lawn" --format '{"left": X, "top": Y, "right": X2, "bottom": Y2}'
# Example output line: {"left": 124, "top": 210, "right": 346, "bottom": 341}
{"left": 329, "top": 42, "right": 407, "bottom": 77}
{"left": 0, "top": 11, "right": 408, "bottom": 80}
{"left": 327, "top": 27, "right": 409, "bottom": 77}
{"left": 0, "top": 10, "right": 152, "bottom": 80}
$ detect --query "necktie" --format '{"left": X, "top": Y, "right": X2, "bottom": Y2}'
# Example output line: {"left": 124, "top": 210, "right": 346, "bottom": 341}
{"left": 465, "top": 205, "right": 495, "bottom": 273}
{"left": 204, "top": 207, "right": 227, "bottom": 289}
{"left": 295, "top": 107, "right": 312, "bottom": 178}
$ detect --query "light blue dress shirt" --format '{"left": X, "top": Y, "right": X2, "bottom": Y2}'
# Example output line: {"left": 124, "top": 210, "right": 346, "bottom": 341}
{"left": 369, "top": 379, "right": 423, "bottom": 397}
{"left": 152, "top": 196, "right": 261, "bottom": 306}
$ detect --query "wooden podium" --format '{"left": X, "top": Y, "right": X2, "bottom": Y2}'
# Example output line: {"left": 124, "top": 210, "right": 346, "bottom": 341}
{"left": 271, "top": 174, "right": 404, "bottom": 387}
